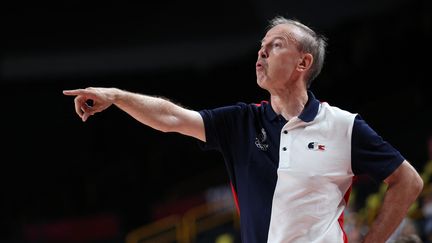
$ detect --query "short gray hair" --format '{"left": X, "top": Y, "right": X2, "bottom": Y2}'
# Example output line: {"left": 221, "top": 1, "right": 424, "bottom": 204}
{"left": 268, "top": 16, "right": 327, "bottom": 88}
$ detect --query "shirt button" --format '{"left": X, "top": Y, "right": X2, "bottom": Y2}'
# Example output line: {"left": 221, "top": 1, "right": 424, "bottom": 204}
{"left": 282, "top": 147, "right": 287, "bottom": 151}
{"left": 283, "top": 130, "right": 288, "bottom": 134}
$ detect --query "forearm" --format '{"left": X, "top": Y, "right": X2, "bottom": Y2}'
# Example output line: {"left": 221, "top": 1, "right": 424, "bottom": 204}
{"left": 363, "top": 163, "right": 423, "bottom": 243}
{"left": 112, "top": 88, "right": 185, "bottom": 133}
{"left": 362, "top": 185, "right": 412, "bottom": 242}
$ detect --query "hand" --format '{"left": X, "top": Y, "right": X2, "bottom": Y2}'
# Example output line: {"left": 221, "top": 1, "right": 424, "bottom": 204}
{"left": 63, "top": 87, "right": 116, "bottom": 122}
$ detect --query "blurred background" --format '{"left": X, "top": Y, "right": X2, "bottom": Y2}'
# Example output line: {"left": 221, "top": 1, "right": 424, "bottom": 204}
{"left": 1, "top": 0, "right": 431, "bottom": 242}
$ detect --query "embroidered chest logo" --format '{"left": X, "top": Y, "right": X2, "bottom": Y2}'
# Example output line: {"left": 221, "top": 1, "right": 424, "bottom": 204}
{"left": 255, "top": 128, "right": 269, "bottom": 151}
{"left": 308, "top": 142, "right": 325, "bottom": 151}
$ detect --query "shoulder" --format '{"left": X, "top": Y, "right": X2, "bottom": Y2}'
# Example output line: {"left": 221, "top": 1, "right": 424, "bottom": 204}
{"left": 318, "top": 102, "right": 357, "bottom": 127}
{"left": 198, "top": 101, "right": 267, "bottom": 120}
{"left": 320, "top": 102, "right": 356, "bottom": 117}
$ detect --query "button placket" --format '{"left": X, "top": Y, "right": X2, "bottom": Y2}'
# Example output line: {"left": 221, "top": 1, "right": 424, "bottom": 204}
{"left": 279, "top": 127, "right": 291, "bottom": 168}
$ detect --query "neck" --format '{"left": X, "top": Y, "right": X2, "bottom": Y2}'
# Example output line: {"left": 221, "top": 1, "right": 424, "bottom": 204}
{"left": 270, "top": 83, "right": 308, "bottom": 121}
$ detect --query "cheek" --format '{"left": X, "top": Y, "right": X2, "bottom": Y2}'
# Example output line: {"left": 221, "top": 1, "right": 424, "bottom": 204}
{"left": 270, "top": 49, "right": 298, "bottom": 71}
{"left": 269, "top": 59, "right": 294, "bottom": 77}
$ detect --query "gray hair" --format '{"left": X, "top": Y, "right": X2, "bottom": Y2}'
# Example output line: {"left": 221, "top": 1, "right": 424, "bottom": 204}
{"left": 268, "top": 16, "right": 327, "bottom": 88}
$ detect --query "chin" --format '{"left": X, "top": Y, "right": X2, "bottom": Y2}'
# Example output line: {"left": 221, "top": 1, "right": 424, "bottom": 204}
{"left": 257, "top": 78, "right": 267, "bottom": 90}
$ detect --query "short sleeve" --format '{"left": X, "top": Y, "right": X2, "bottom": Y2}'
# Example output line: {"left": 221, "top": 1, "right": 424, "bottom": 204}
{"left": 198, "top": 109, "right": 221, "bottom": 151}
{"left": 198, "top": 103, "right": 249, "bottom": 152}
{"left": 351, "top": 115, "right": 405, "bottom": 181}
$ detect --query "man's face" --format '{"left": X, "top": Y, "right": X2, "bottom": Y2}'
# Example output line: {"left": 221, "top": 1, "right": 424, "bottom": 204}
{"left": 256, "top": 24, "right": 304, "bottom": 91}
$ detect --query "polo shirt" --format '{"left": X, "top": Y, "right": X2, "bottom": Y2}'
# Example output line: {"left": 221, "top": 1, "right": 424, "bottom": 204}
{"left": 198, "top": 91, "right": 404, "bottom": 243}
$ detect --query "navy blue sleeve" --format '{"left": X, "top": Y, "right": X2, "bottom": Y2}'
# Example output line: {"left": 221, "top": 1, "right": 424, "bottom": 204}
{"left": 197, "top": 103, "right": 251, "bottom": 186}
{"left": 198, "top": 103, "right": 248, "bottom": 151}
{"left": 351, "top": 115, "right": 405, "bottom": 181}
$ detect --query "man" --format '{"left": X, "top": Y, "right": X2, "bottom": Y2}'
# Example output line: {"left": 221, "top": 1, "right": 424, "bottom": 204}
{"left": 63, "top": 17, "right": 423, "bottom": 243}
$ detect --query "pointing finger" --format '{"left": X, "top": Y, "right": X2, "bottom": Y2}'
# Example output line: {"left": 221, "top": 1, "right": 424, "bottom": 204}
{"left": 63, "top": 89, "right": 84, "bottom": 96}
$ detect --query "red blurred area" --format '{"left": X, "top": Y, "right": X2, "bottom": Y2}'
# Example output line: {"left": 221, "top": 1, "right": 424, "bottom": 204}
{"left": 24, "top": 213, "right": 120, "bottom": 242}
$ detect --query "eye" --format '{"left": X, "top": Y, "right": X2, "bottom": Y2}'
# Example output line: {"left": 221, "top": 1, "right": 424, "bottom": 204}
{"left": 273, "top": 42, "right": 282, "bottom": 48}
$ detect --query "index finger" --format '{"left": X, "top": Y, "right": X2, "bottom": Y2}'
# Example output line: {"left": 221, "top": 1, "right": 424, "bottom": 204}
{"left": 63, "top": 89, "right": 86, "bottom": 96}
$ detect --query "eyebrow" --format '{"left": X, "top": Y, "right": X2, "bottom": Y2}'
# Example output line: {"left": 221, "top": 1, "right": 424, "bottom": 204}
{"left": 261, "top": 36, "right": 285, "bottom": 45}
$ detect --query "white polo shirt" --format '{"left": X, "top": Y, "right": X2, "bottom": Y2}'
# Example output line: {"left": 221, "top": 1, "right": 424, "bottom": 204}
{"left": 199, "top": 91, "right": 404, "bottom": 243}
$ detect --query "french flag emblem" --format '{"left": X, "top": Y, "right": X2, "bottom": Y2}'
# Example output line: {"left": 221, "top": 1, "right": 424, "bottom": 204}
{"left": 308, "top": 142, "right": 325, "bottom": 151}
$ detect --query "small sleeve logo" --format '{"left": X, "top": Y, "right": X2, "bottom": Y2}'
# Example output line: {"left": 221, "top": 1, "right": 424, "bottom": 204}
{"left": 255, "top": 128, "right": 269, "bottom": 151}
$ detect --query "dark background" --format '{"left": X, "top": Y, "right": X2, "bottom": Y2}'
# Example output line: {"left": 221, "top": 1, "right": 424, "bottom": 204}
{"left": 1, "top": 0, "right": 431, "bottom": 242}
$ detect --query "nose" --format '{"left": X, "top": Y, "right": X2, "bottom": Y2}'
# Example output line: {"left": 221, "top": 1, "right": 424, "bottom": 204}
{"left": 258, "top": 46, "right": 268, "bottom": 59}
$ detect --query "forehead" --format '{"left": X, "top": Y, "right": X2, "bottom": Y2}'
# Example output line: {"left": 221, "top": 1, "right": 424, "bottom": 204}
{"left": 262, "top": 24, "right": 301, "bottom": 43}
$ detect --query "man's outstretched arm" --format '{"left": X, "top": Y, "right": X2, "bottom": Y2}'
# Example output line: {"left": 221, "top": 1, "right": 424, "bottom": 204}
{"left": 362, "top": 160, "right": 423, "bottom": 243}
{"left": 63, "top": 87, "right": 206, "bottom": 142}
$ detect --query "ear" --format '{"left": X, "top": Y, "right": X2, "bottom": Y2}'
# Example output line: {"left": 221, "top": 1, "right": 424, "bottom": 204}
{"left": 297, "top": 53, "right": 313, "bottom": 73}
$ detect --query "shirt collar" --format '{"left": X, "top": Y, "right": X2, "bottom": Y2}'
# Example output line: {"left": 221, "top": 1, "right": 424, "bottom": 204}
{"left": 264, "top": 90, "right": 320, "bottom": 123}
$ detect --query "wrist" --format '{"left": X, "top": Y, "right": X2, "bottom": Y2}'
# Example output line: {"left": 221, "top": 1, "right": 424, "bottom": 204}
{"left": 109, "top": 87, "right": 123, "bottom": 103}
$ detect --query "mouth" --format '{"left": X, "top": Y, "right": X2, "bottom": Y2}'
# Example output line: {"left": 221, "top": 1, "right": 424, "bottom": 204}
{"left": 256, "top": 62, "right": 264, "bottom": 70}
